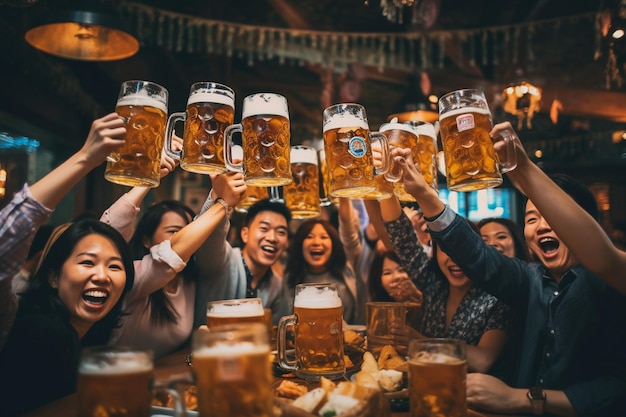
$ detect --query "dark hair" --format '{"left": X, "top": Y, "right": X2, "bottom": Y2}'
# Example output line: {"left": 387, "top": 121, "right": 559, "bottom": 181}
{"left": 285, "top": 219, "right": 345, "bottom": 288}
{"left": 549, "top": 173, "right": 598, "bottom": 221}
{"left": 20, "top": 219, "right": 134, "bottom": 345}
{"left": 129, "top": 200, "right": 196, "bottom": 325}
{"left": 27, "top": 224, "right": 55, "bottom": 259}
{"left": 245, "top": 198, "right": 292, "bottom": 227}
{"left": 476, "top": 217, "right": 529, "bottom": 261}
{"left": 368, "top": 250, "right": 401, "bottom": 302}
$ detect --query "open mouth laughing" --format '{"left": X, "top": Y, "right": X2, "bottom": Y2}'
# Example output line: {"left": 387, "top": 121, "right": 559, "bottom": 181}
{"left": 538, "top": 237, "right": 560, "bottom": 256}
{"left": 82, "top": 289, "right": 109, "bottom": 306}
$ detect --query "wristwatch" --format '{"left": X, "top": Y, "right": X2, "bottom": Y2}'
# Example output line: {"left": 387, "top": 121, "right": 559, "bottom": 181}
{"left": 527, "top": 387, "right": 546, "bottom": 415}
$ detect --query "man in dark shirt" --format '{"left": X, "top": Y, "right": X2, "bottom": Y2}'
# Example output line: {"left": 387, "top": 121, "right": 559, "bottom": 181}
{"left": 389, "top": 124, "right": 626, "bottom": 416}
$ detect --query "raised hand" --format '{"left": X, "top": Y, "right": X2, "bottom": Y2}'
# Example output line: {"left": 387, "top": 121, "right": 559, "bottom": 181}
{"left": 78, "top": 112, "right": 126, "bottom": 166}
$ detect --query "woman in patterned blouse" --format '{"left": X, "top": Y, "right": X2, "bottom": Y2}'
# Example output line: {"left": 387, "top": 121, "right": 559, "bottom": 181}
{"left": 371, "top": 196, "right": 513, "bottom": 374}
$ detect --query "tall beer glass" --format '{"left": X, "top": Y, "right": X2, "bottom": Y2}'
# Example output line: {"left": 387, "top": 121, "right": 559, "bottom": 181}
{"left": 283, "top": 145, "right": 321, "bottom": 219}
{"left": 165, "top": 82, "right": 235, "bottom": 174}
{"left": 77, "top": 346, "right": 182, "bottom": 417}
{"left": 438, "top": 89, "right": 516, "bottom": 191}
{"left": 224, "top": 93, "right": 292, "bottom": 186}
{"left": 206, "top": 297, "right": 265, "bottom": 329}
{"left": 322, "top": 103, "right": 390, "bottom": 198}
{"left": 408, "top": 339, "right": 467, "bottom": 417}
{"left": 193, "top": 323, "right": 273, "bottom": 417}
{"left": 277, "top": 283, "right": 345, "bottom": 380}
{"left": 105, "top": 80, "right": 168, "bottom": 188}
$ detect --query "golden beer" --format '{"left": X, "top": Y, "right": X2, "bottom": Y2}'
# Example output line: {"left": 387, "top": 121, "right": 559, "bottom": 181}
{"left": 438, "top": 89, "right": 517, "bottom": 192}
{"left": 193, "top": 324, "right": 273, "bottom": 417}
{"left": 176, "top": 83, "right": 235, "bottom": 174}
{"left": 283, "top": 146, "right": 321, "bottom": 218}
{"left": 366, "top": 301, "right": 407, "bottom": 356}
{"left": 105, "top": 81, "right": 168, "bottom": 188}
{"left": 77, "top": 348, "right": 154, "bottom": 417}
{"left": 409, "top": 354, "right": 467, "bottom": 417}
{"left": 322, "top": 104, "right": 385, "bottom": 198}
{"left": 235, "top": 185, "right": 269, "bottom": 213}
{"left": 206, "top": 298, "right": 265, "bottom": 329}
{"left": 415, "top": 123, "right": 439, "bottom": 191}
{"left": 317, "top": 149, "right": 338, "bottom": 206}
{"left": 277, "top": 283, "right": 345, "bottom": 380}
{"left": 225, "top": 93, "right": 292, "bottom": 186}
{"left": 359, "top": 173, "right": 394, "bottom": 200}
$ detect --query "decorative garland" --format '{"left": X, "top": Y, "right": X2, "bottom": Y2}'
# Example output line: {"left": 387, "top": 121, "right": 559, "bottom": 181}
{"left": 115, "top": 2, "right": 596, "bottom": 74}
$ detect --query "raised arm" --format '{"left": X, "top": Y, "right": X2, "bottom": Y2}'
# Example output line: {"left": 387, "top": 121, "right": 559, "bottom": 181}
{"left": 495, "top": 121, "right": 626, "bottom": 295}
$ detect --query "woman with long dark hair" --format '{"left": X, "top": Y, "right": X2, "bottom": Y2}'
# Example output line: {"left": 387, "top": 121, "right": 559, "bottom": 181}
{"left": 0, "top": 219, "right": 134, "bottom": 416}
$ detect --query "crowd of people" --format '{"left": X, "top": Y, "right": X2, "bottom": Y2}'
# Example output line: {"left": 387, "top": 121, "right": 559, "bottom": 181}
{"left": 0, "top": 111, "right": 625, "bottom": 417}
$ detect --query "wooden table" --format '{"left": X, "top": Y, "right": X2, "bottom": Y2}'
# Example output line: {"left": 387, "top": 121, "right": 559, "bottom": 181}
{"left": 23, "top": 348, "right": 523, "bottom": 417}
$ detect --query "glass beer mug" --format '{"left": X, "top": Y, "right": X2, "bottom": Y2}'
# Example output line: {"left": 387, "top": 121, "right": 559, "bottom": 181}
{"left": 206, "top": 297, "right": 266, "bottom": 329}
{"left": 192, "top": 324, "right": 273, "bottom": 417}
{"left": 283, "top": 145, "right": 321, "bottom": 219}
{"left": 438, "top": 89, "right": 517, "bottom": 192}
{"left": 277, "top": 283, "right": 345, "bottom": 380}
{"left": 105, "top": 80, "right": 168, "bottom": 188}
{"left": 224, "top": 93, "right": 292, "bottom": 186}
{"left": 164, "top": 81, "right": 235, "bottom": 174}
{"left": 322, "top": 103, "right": 390, "bottom": 198}
{"left": 77, "top": 346, "right": 183, "bottom": 417}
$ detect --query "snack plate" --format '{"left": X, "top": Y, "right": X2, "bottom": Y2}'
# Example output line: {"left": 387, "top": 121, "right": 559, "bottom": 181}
{"left": 151, "top": 405, "right": 198, "bottom": 417}
{"left": 346, "top": 369, "right": 409, "bottom": 412}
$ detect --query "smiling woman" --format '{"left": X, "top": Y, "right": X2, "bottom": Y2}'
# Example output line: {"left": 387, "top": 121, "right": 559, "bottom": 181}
{"left": 0, "top": 219, "right": 135, "bottom": 417}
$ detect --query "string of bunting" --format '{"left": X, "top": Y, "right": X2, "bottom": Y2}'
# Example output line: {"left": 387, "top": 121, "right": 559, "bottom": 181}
{"left": 115, "top": 2, "right": 595, "bottom": 73}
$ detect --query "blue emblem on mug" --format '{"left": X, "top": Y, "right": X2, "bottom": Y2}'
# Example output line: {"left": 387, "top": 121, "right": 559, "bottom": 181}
{"left": 348, "top": 136, "right": 367, "bottom": 158}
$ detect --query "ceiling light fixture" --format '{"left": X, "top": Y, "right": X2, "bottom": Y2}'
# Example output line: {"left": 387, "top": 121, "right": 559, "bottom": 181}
{"left": 502, "top": 81, "right": 542, "bottom": 130}
{"left": 24, "top": 2, "right": 139, "bottom": 61}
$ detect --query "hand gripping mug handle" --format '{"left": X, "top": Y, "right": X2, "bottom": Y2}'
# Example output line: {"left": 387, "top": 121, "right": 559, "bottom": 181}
{"left": 277, "top": 314, "right": 298, "bottom": 372}
{"left": 223, "top": 123, "right": 244, "bottom": 173}
{"left": 164, "top": 111, "right": 185, "bottom": 160}
{"left": 370, "top": 132, "right": 390, "bottom": 176}
{"left": 153, "top": 379, "right": 186, "bottom": 417}
{"left": 494, "top": 127, "right": 518, "bottom": 173}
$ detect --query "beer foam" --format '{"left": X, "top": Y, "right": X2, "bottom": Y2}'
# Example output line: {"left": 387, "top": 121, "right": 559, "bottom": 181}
{"left": 207, "top": 300, "right": 264, "bottom": 317}
{"left": 416, "top": 123, "right": 436, "bottom": 138}
{"left": 323, "top": 114, "right": 368, "bottom": 132}
{"left": 413, "top": 351, "right": 465, "bottom": 365}
{"left": 440, "top": 106, "right": 491, "bottom": 120}
{"left": 188, "top": 90, "right": 234, "bottom": 107}
{"left": 242, "top": 93, "right": 289, "bottom": 119}
{"left": 117, "top": 93, "right": 167, "bottom": 113}
{"left": 379, "top": 121, "right": 416, "bottom": 134}
{"left": 194, "top": 341, "right": 268, "bottom": 357}
{"left": 79, "top": 355, "right": 152, "bottom": 375}
{"left": 294, "top": 285, "right": 342, "bottom": 308}
{"left": 290, "top": 147, "right": 318, "bottom": 165}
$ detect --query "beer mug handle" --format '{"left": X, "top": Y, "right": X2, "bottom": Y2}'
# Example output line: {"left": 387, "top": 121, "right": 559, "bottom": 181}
{"left": 223, "top": 123, "right": 244, "bottom": 172}
{"left": 370, "top": 132, "right": 390, "bottom": 176}
{"left": 277, "top": 314, "right": 298, "bottom": 372}
{"left": 164, "top": 112, "right": 185, "bottom": 160}
{"left": 495, "top": 127, "right": 518, "bottom": 173}
{"left": 154, "top": 380, "right": 186, "bottom": 417}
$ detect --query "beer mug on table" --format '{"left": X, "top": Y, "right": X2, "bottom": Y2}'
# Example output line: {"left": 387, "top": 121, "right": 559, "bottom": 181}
{"left": 322, "top": 103, "right": 390, "bottom": 198}
{"left": 438, "top": 89, "right": 516, "bottom": 191}
{"left": 105, "top": 80, "right": 168, "bottom": 188}
{"left": 224, "top": 93, "right": 292, "bottom": 186}
{"left": 206, "top": 297, "right": 266, "bottom": 329}
{"left": 366, "top": 301, "right": 407, "bottom": 356}
{"left": 283, "top": 145, "right": 321, "bottom": 219}
{"left": 192, "top": 323, "right": 273, "bottom": 417}
{"left": 164, "top": 82, "right": 235, "bottom": 174}
{"left": 408, "top": 338, "right": 467, "bottom": 417}
{"left": 77, "top": 346, "right": 183, "bottom": 417}
{"left": 277, "top": 283, "right": 345, "bottom": 380}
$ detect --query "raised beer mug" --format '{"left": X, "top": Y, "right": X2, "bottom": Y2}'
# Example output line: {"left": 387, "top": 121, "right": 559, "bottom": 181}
{"left": 322, "top": 103, "right": 390, "bottom": 198}
{"left": 283, "top": 145, "right": 321, "bottom": 219}
{"left": 77, "top": 346, "right": 183, "bottom": 417}
{"left": 105, "top": 80, "right": 169, "bottom": 188}
{"left": 277, "top": 283, "right": 345, "bottom": 380}
{"left": 438, "top": 88, "right": 517, "bottom": 192}
{"left": 164, "top": 81, "right": 235, "bottom": 174}
{"left": 224, "top": 93, "right": 292, "bottom": 186}
{"left": 192, "top": 323, "right": 273, "bottom": 417}
{"left": 317, "top": 149, "right": 338, "bottom": 206}
{"left": 408, "top": 338, "right": 467, "bottom": 417}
